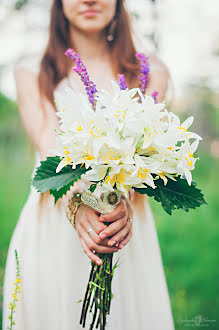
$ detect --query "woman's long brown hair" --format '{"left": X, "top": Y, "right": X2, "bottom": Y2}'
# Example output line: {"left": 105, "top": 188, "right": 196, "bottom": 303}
{"left": 38, "top": 0, "right": 140, "bottom": 108}
{"left": 37, "top": 0, "right": 147, "bottom": 214}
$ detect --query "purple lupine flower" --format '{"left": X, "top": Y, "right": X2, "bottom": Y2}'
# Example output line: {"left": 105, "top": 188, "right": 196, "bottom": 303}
{"left": 152, "top": 90, "right": 159, "bottom": 104}
{"left": 136, "top": 53, "right": 150, "bottom": 96}
{"left": 65, "top": 48, "right": 98, "bottom": 110}
{"left": 117, "top": 74, "right": 128, "bottom": 90}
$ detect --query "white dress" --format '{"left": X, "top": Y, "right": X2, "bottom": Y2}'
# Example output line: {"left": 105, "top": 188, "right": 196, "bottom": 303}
{"left": 2, "top": 56, "right": 175, "bottom": 330}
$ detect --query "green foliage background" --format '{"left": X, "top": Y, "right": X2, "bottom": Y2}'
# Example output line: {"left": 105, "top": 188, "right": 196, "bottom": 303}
{"left": 0, "top": 88, "right": 218, "bottom": 329}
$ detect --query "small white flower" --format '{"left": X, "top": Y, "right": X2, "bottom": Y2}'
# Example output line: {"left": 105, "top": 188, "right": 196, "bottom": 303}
{"left": 176, "top": 140, "right": 199, "bottom": 185}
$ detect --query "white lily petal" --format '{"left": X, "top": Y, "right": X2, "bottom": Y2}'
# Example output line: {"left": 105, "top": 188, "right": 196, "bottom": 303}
{"left": 184, "top": 169, "right": 192, "bottom": 186}
{"left": 181, "top": 116, "right": 194, "bottom": 130}
{"left": 56, "top": 160, "right": 66, "bottom": 173}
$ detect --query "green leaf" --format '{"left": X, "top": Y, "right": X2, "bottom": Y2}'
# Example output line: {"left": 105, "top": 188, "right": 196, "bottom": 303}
{"left": 134, "top": 177, "right": 207, "bottom": 215}
{"left": 50, "top": 181, "right": 74, "bottom": 204}
{"left": 89, "top": 281, "right": 105, "bottom": 290}
{"left": 88, "top": 183, "right": 98, "bottom": 193}
{"left": 31, "top": 156, "right": 88, "bottom": 201}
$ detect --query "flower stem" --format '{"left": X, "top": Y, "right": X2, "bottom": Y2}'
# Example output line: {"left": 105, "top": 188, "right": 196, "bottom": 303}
{"left": 80, "top": 252, "right": 115, "bottom": 330}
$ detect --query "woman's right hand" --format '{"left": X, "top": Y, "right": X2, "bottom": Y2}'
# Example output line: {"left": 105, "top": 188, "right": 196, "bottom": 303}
{"left": 75, "top": 204, "right": 119, "bottom": 266}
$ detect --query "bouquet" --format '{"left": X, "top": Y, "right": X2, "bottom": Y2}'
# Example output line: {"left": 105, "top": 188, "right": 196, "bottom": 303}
{"left": 32, "top": 49, "right": 206, "bottom": 329}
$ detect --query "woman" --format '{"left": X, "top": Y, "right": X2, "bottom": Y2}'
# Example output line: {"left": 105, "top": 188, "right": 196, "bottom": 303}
{"left": 3, "top": 0, "right": 175, "bottom": 329}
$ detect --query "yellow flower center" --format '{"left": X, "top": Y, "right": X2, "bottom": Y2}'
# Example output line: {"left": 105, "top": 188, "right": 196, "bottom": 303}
{"left": 105, "top": 175, "right": 111, "bottom": 185}
{"left": 63, "top": 146, "right": 70, "bottom": 156}
{"left": 64, "top": 155, "right": 72, "bottom": 165}
{"left": 178, "top": 126, "right": 188, "bottom": 132}
{"left": 143, "top": 128, "right": 150, "bottom": 144}
{"left": 185, "top": 155, "right": 193, "bottom": 167}
{"left": 104, "top": 151, "right": 120, "bottom": 163}
{"left": 137, "top": 168, "right": 150, "bottom": 180}
{"left": 105, "top": 169, "right": 126, "bottom": 187}
{"left": 114, "top": 109, "right": 126, "bottom": 119}
{"left": 83, "top": 151, "right": 95, "bottom": 161}
{"left": 152, "top": 125, "right": 157, "bottom": 136}
{"left": 111, "top": 172, "right": 126, "bottom": 186}
{"left": 76, "top": 124, "right": 83, "bottom": 132}
{"left": 147, "top": 147, "right": 156, "bottom": 154}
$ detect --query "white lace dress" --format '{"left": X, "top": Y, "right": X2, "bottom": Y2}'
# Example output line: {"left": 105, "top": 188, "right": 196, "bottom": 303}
{"left": 2, "top": 55, "right": 175, "bottom": 330}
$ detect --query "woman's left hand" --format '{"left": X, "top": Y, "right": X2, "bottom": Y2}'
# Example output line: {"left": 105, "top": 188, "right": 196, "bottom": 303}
{"left": 98, "top": 195, "right": 133, "bottom": 250}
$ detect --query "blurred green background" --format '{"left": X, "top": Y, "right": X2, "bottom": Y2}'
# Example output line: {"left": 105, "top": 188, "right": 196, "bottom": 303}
{"left": 0, "top": 80, "right": 218, "bottom": 329}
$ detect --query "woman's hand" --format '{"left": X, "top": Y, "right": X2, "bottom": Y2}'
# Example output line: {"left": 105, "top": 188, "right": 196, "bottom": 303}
{"left": 98, "top": 196, "right": 133, "bottom": 250}
{"left": 75, "top": 204, "right": 120, "bottom": 266}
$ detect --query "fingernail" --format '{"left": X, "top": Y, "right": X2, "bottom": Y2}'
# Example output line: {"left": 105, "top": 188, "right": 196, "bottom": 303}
{"left": 118, "top": 244, "right": 123, "bottom": 249}
{"left": 99, "top": 217, "right": 105, "bottom": 221}
{"left": 100, "top": 233, "right": 107, "bottom": 239}
{"left": 96, "top": 259, "right": 102, "bottom": 265}
{"left": 108, "top": 240, "right": 116, "bottom": 246}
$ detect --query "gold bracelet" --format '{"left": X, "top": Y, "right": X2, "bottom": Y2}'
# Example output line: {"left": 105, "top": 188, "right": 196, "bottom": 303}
{"left": 65, "top": 193, "right": 83, "bottom": 230}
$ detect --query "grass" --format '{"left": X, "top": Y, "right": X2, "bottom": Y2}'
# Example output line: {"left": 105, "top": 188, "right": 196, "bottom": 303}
{"left": 0, "top": 92, "right": 218, "bottom": 329}
{"left": 0, "top": 93, "right": 35, "bottom": 328}
{"left": 150, "top": 153, "right": 219, "bottom": 329}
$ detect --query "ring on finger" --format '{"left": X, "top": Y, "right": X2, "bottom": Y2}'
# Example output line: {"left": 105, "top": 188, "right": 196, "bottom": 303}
{"left": 127, "top": 216, "right": 133, "bottom": 224}
{"left": 88, "top": 227, "right": 94, "bottom": 236}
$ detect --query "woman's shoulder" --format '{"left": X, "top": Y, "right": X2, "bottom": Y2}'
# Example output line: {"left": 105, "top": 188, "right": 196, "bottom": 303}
{"left": 14, "top": 53, "right": 43, "bottom": 96}
{"left": 14, "top": 53, "right": 44, "bottom": 104}
{"left": 14, "top": 52, "right": 43, "bottom": 76}
{"left": 148, "top": 53, "right": 170, "bottom": 76}
{"left": 141, "top": 49, "right": 170, "bottom": 75}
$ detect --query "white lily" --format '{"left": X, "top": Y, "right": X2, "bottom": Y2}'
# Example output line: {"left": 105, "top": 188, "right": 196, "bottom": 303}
{"left": 176, "top": 139, "right": 199, "bottom": 185}
{"left": 51, "top": 78, "right": 202, "bottom": 191}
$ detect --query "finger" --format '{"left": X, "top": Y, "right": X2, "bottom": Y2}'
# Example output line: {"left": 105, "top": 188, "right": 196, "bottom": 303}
{"left": 117, "top": 228, "right": 133, "bottom": 249}
{"left": 84, "top": 234, "right": 119, "bottom": 254}
{"left": 80, "top": 212, "right": 107, "bottom": 235}
{"left": 80, "top": 238, "right": 103, "bottom": 266}
{"left": 87, "top": 226, "right": 114, "bottom": 247}
{"left": 87, "top": 205, "right": 101, "bottom": 215}
{"left": 90, "top": 216, "right": 108, "bottom": 236}
{"left": 99, "top": 217, "right": 127, "bottom": 240}
{"left": 99, "top": 199, "right": 127, "bottom": 223}
{"left": 107, "top": 223, "right": 131, "bottom": 247}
